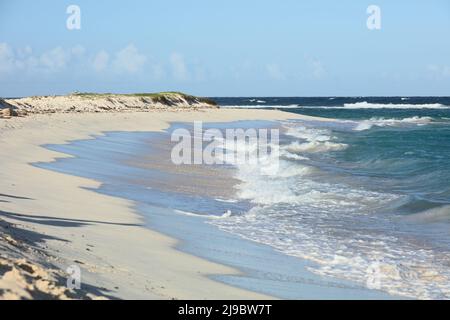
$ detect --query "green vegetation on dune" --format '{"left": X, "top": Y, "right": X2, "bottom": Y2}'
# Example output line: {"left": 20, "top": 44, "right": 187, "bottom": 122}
{"left": 70, "top": 91, "right": 217, "bottom": 105}
{"left": 71, "top": 91, "right": 182, "bottom": 97}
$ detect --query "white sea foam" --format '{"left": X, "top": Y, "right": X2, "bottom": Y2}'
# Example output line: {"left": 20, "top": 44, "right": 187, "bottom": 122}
{"left": 174, "top": 209, "right": 206, "bottom": 217}
{"left": 284, "top": 125, "right": 348, "bottom": 153}
{"left": 285, "top": 140, "right": 347, "bottom": 153}
{"left": 353, "top": 116, "right": 434, "bottom": 131}
{"left": 285, "top": 126, "right": 332, "bottom": 141}
{"left": 341, "top": 102, "right": 448, "bottom": 109}
{"left": 221, "top": 101, "right": 450, "bottom": 110}
{"left": 280, "top": 151, "right": 309, "bottom": 161}
{"left": 215, "top": 198, "right": 239, "bottom": 203}
{"left": 224, "top": 125, "right": 349, "bottom": 206}
{"left": 212, "top": 181, "right": 450, "bottom": 299}
{"left": 175, "top": 209, "right": 234, "bottom": 219}
{"left": 219, "top": 105, "right": 299, "bottom": 109}
{"left": 209, "top": 122, "right": 450, "bottom": 299}
{"left": 402, "top": 205, "right": 450, "bottom": 223}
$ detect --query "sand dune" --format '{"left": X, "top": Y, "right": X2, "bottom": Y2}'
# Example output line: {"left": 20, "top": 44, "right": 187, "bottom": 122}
{"left": 0, "top": 92, "right": 217, "bottom": 118}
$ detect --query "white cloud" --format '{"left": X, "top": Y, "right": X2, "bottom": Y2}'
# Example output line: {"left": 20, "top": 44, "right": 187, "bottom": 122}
{"left": 71, "top": 45, "right": 86, "bottom": 58}
{"left": 0, "top": 42, "right": 15, "bottom": 73}
{"left": 303, "top": 54, "right": 327, "bottom": 79}
{"left": 113, "top": 44, "right": 147, "bottom": 74}
{"left": 266, "top": 63, "right": 285, "bottom": 80}
{"left": 311, "top": 59, "right": 326, "bottom": 79}
{"left": 17, "top": 46, "right": 33, "bottom": 59}
{"left": 428, "top": 64, "right": 450, "bottom": 78}
{"left": 170, "top": 52, "right": 188, "bottom": 81}
{"left": 92, "top": 50, "right": 109, "bottom": 72}
{"left": 0, "top": 43, "right": 152, "bottom": 77}
{"left": 93, "top": 45, "right": 150, "bottom": 74}
{"left": 0, "top": 43, "right": 200, "bottom": 82}
{"left": 0, "top": 43, "right": 83, "bottom": 75}
{"left": 40, "top": 47, "right": 71, "bottom": 71}
{"left": 151, "top": 64, "right": 165, "bottom": 80}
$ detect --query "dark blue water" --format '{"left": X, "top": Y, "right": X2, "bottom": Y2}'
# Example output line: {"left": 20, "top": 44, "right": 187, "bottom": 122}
{"left": 213, "top": 96, "right": 450, "bottom": 108}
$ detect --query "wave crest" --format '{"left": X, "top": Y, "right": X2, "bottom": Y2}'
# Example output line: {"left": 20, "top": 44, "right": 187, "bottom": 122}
{"left": 354, "top": 116, "right": 434, "bottom": 131}
{"left": 342, "top": 102, "right": 448, "bottom": 109}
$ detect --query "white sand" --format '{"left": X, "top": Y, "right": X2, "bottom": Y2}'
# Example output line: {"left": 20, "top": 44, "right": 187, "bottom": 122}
{"left": 0, "top": 109, "right": 313, "bottom": 300}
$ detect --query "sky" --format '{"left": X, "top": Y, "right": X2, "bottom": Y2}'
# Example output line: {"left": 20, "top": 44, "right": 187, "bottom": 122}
{"left": 0, "top": 0, "right": 450, "bottom": 97}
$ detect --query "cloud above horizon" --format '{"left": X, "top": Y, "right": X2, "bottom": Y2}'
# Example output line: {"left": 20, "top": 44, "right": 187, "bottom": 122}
{"left": 1, "top": 42, "right": 333, "bottom": 84}
{"left": 0, "top": 43, "right": 195, "bottom": 86}
{"left": 0, "top": 43, "right": 154, "bottom": 77}
{"left": 0, "top": 43, "right": 90, "bottom": 75}
{"left": 428, "top": 64, "right": 450, "bottom": 79}
{"left": 92, "top": 50, "right": 109, "bottom": 72}
{"left": 170, "top": 52, "right": 189, "bottom": 81}
{"left": 112, "top": 44, "right": 147, "bottom": 74}
{"left": 266, "top": 63, "right": 286, "bottom": 81}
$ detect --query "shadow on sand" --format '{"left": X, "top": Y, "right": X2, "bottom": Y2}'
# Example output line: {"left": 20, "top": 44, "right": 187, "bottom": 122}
{"left": 0, "top": 210, "right": 142, "bottom": 228}
{"left": 0, "top": 203, "right": 125, "bottom": 299}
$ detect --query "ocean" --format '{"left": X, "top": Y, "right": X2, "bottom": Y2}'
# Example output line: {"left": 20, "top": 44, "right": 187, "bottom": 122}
{"left": 38, "top": 96, "right": 450, "bottom": 299}
{"left": 214, "top": 96, "right": 450, "bottom": 299}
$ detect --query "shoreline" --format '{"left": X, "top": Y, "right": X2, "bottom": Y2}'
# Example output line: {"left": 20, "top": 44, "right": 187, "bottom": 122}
{"left": 0, "top": 109, "right": 309, "bottom": 299}
{"left": 37, "top": 124, "right": 395, "bottom": 299}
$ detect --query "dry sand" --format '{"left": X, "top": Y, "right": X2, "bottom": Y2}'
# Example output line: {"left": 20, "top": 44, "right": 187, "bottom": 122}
{"left": 0, "top": 109, "right": 316, "bottom": 300}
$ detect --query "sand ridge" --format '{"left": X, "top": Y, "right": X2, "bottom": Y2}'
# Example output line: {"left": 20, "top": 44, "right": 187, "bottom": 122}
{"left": 0, "top": 92, "right": 217, "bottom": 117}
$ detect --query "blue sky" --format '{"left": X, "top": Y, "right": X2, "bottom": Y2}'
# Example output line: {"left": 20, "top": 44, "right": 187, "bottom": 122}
{"left": 0, "top": 0, "right": 450, "bottom": 97}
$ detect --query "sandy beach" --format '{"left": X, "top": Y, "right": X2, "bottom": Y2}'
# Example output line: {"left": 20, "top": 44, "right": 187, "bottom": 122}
{"left": 0, "top": 108, "right": 310, "bottom": 300}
